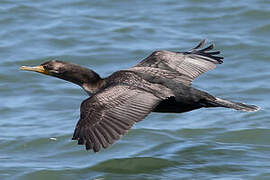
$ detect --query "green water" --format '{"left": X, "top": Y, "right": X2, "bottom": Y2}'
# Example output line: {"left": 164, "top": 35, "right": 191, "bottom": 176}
{"left": 1, "top": 0, "right": 270, "bottom": 179}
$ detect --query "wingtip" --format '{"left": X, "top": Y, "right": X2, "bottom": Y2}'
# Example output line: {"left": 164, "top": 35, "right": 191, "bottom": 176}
{"left": 193, "top": 39, "right": 207, "bottom": 50}
{"left": 190, "top": 39, "right": 224, "bottom": 64}
{"left": 214, "top": 56, "right": 224, "bottom": 64}
{"left": 201, "top": 44, "right": 214, "bottom": 52}
{"left": 192, "top": 39, "right": 216, "bottom": 52}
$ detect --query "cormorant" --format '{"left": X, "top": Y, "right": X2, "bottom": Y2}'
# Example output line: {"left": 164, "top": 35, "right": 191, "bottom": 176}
{"left": 20, "top": 40, "right": 260, "bottom": 152}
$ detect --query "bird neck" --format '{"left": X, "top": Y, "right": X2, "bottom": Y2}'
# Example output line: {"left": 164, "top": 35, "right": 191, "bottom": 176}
{"left": 53, "top": 66, "right": 105, "bottom": 95}
{"left": 75, "top": 68, "right": 105, "bottom": 95}
{"left": 82, "top": 79, "right": 105, "bottom": 95}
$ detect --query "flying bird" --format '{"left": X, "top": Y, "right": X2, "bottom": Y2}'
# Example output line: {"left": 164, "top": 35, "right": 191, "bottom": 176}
{"left": 20, "top": 40, "right": 260, "bottom": 152}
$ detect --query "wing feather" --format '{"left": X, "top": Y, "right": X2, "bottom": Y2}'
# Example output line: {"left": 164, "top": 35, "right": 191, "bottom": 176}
{"left": 96, "top": 125, "right": 114, "bottom": 145}
{"left": 93, "top": 127, "right": 109, "bottom": 149}
{"left": 131, "top": 40, "right": 224, "bottom": 85}
{"left": 72, "top": 85, "right": 161, "bottom": 152}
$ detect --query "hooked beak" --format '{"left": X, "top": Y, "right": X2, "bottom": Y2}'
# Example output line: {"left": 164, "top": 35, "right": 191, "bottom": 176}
{"left": 20, "top": 65, "right": 50, "bottom": 75}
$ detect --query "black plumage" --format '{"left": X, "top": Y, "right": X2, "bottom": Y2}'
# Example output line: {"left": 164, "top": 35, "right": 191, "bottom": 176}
{"left": 20, "top": 40, "right": 260, "bottom": 152}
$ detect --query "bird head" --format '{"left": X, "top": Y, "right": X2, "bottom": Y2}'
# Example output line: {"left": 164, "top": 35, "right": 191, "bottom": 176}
{"left": 20, "top": 60, "right": 102, "bottom": 88}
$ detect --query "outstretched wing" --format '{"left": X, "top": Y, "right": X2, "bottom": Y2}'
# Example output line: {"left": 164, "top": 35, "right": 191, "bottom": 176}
{"left": 131, "top": 39, "right": 223, "bottom": 85}
{"left": 72, "top": 84, "right": 162, "bottom": 152}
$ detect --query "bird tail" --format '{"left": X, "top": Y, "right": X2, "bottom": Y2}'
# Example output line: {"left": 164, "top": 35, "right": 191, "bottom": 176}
{"left": 208, "top": 97, "right": 260, "bottom": 112}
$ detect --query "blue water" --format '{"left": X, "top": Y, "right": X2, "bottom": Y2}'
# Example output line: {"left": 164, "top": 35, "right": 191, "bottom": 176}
{"left": 1, "top": 0, "right": 270, "bottom": 179}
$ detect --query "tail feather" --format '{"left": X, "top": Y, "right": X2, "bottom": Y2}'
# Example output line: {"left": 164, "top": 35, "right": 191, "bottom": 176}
{"left": 210, "top": 97, "right": 260, "bottom": 112}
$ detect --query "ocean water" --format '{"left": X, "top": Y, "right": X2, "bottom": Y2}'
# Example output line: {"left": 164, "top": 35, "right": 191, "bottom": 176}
{"left": 1, "top": 0, "right": 270, "bottom": 179}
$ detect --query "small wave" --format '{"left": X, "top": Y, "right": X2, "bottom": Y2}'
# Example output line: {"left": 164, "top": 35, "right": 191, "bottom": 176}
{"left": 91, "top": 157, "right": 178, "bottom": 174}
{"left": 252, "top": 24, "right": 270, "bottom": 35}
{"left": 215, "top": 128, "right": 270, "bottom": 145}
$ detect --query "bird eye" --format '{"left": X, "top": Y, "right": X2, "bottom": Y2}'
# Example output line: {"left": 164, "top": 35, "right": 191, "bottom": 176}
{"left": 43, "top": 64, "right": 49, "bottom": 69}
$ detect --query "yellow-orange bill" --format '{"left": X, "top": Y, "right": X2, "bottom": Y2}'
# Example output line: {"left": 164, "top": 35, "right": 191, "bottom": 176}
{"left": 20, "top": 65, "right": 50, "bottom": 75}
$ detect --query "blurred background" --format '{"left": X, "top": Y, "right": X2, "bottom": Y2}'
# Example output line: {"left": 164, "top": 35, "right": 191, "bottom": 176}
{"left": 1, "top": 0, "right": 270, "bottom": 179}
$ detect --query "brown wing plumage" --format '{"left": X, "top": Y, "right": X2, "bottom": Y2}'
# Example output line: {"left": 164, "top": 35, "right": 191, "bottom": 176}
{"left": 72, "top": 84, "right": 162, "bottom": 152}
{"left": 131, "top": 40, "right": 223, "bottom": 85}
